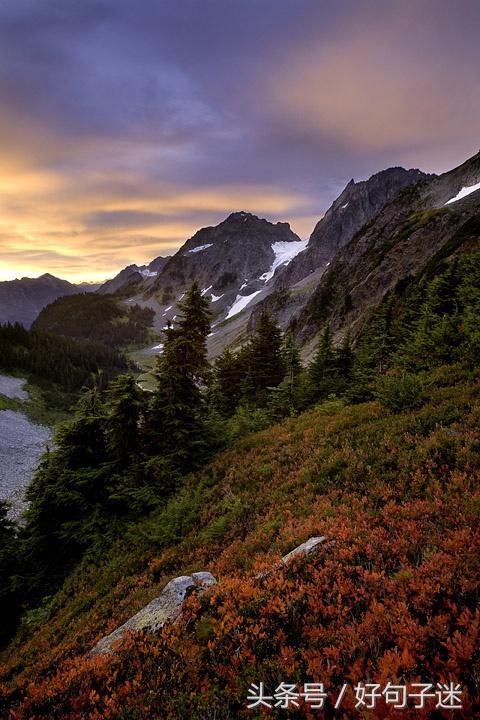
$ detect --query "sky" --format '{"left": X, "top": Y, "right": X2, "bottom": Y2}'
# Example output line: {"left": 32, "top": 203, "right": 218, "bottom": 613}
{"left": 0, "top": 0, "right": 479, "bottom": 282}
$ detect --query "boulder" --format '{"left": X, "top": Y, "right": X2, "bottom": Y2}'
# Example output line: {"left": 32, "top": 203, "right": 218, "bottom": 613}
{"left": 281, "top": 536, "right": 326, "bottom": 566}
{"left": 90, "top": 571, "right": 216, "bottom": 656}
{"left": 256, "top": 536, "right": 327, "bottom": 580}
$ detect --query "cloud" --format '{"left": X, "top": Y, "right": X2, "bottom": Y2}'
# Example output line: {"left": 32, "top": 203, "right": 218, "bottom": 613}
{"left": 266, "top": 1, "right": 480, "bottom": 163}
{"left": 0, "top": 0, "right": 479, "bottom": 281}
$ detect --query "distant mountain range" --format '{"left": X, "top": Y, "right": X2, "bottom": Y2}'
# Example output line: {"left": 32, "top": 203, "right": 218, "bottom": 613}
{"left": 0, "top": 274, "right": 100, "bottom": 328}
{"left": 2, "top": 150, "right": 479, "bottom": 361}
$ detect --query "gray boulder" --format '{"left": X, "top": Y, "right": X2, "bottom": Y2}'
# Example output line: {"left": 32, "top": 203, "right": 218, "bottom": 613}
{"left": 90, "top": 571, "right": 216, "bottom": 656}
{"left": 256, "top": 536, "right": 327, "bottom": 580}
{"left": 281, "top": 536, "right": 327, "bottom": 565}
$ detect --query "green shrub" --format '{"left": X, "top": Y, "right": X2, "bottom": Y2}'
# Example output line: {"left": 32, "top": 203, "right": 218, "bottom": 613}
{"left": 375, "top": 373, "right": 425, "bottom": 412}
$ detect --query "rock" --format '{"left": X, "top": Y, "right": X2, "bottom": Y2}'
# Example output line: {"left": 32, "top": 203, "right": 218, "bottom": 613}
{"left": 90, "top": 571, "right": 216, "bottom": 657}
{"left": 280, "top": 536, "right": 327, "bottom": 566}
{"left": 256, "top": 536, "right": 327, "bottom": 580}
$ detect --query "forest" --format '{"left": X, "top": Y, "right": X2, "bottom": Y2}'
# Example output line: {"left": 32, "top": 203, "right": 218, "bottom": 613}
{"left": 32, "top": 294, "right": 155, "bottom": 348}
{"left": 0, "top": 323, "right": 127, "bottom": 393}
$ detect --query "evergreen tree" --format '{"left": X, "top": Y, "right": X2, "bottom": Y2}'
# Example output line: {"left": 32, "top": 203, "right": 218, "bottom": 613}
{"left": 242, "top": 310, "right": 285, "bottom": 405}
{"left": 335, "top": 331, "right": 354, "bottom": 385}
{"left": 0, "top": 501, "right": 18, "bottom": 646}
{"left": 21, "top": 391, "right": 110, "bottom": 595}
{"left": 308, "top": 324, "right": 337, "bottom": 401}
{"left": 211, "top": 346, "right": 244, "bottom": 416}
{"left": 284, "top": 332, "right": 302, "bottom": 405}
{"left": 147, "top": 282, "right": 212, "bottom": 474}
{"left": 106, "top": 374, "right": 144, "bottom": 464}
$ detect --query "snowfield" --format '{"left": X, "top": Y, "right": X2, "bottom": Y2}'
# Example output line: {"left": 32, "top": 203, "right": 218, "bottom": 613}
{"left": 445, "top": 181, "right": 480, "bottom": 205}
{"left": 0, "top": 375, "right": 52, "bottom": 520}
{"left": 259, "top": 239, "right": 309, "bottom": 282}
{"left": 0, "top": 376, "right": 29, "bottom": 401}
{"left": 188, "top": 243, "right": 213, "bottom": 253}
{"left": 225, "top": 289, "right": 263, "bottom": 319}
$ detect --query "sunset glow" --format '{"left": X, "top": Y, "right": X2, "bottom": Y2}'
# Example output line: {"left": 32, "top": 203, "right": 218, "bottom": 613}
{"left": 0, "top": 0, "right": 479, "bottom": 281}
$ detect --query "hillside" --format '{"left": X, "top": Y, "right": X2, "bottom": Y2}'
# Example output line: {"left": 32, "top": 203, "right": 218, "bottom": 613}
{"left": 1, "top": 244, "right": 480, "bottom": 717}
{"left": 0, "top": 323, "right": 127, "bottom": 395}
{"left": 256, "top": 152, "right": 480, "bottom": 353}
{"left": 97, "top": 256, "right": 169, "bottom": 296}
{"left": 32, "top": 294, "right": 155, "bottom": 349}
{"left": 0, "top": 364, "right": 479, "bottom": 718}
{"left": 0, "top": 274, "right": 98, "bottom": 329}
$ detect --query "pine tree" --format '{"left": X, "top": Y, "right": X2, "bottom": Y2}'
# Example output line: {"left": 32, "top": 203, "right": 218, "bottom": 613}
{"left": 335, "top": 330, "right": 354, "bottom": 384}
{"left": 106, "top": 374, "right": 144, "bottom": 463}
{"left": 147, "top": 281, "right": 212, "bottom": 473}
{"left": 0, "top": 501, "right": 17, "bottom": 646}
{"left": 243, "top": 310, "right": 285, "bottom": 405}
{"left": 211, "top": 346, "right": 244, "bottom": 415}
{"left": 283, "top": 332, "right": 302, "bottom": 407}
{"left": 307, "top": 324, "right": 340, "bottom": 402}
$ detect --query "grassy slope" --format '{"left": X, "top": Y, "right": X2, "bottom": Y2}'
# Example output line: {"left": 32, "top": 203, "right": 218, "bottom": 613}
{"left": 1, "top": 363, "right": 480, "bottom": 718}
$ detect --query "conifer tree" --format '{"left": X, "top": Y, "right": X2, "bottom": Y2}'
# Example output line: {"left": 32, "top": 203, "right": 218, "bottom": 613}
{"left": 283, "top": 332, "right": 302, "bottom": 406}
{"left": 243, "top": 310, "right": 285, "bottom": 404}
{"left": 211, "top": 346, "right": 244, "bottom": 415}
{"left": 335, "top": 330, "right": 354, "bottom": 384}
{"left": 147, "top": 281, "right": 211, "bottom": 473}
{"left": 106, "top": 374, "right": 144, "bottom": 463}
{"left": 0, "top": 501, "right": 17, "bottom": 646}
{"left": 307, "top": 324, "right": 339, "bottom": 401}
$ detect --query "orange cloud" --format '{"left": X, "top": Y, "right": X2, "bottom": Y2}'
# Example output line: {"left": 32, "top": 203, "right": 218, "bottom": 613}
{"left": 0, "top": 161, "right": 312, "bottom": 282}
{"left": 267, "top": 11, "right": 480, "bottom": 157}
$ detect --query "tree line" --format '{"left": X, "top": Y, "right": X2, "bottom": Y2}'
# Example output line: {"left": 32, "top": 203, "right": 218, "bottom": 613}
{"left": 0, "top": 323, "right": 127, "bottom": 392}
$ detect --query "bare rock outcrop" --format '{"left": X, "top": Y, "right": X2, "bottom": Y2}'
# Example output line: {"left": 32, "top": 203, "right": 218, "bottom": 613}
{"left": 256, "top": 535, "right": 327, "bottom": 580}
{"left": 90, "top": 571, "right": 216, "bottom": 656}
{"left": 90, "top": 536, "right": 328, "bottom": 657}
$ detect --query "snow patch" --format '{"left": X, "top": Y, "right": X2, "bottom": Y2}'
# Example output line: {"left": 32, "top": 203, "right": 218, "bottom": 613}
{"left": 188, "top": 243, "right": 213, "bottom": 253}
{"left": 340, "top": 203, "right": 349, "bottom": 209}
{"left": 225, "top": 290, "right": 263, "bottom": 320}
{"left": 259, "top": 239, "right": 309, "bottom": 282}
{"left": 152, "top": 343, "right": 164, "bottom": 352}
{"left": 445, "top": 182, "right": 480, "bottom": 205}
{"left": 140, "top": 268, "right": 157, "bottom": 278}
{"left": 201, "top": 285, "right": 212, "bottom": 296}
{"left": 210, "top": 293, "right": 223, "bottom": 302}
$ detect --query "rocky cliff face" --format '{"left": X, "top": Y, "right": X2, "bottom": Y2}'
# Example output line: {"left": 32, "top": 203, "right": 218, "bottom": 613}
{"left": 275, "top": 167, "right": 428, "bottom": 290}
{"left": 0, "top": 273, "right": 89, "bottom": 328}
{"left": 293, "top": 151, "right": 480, "bottom": 350}
{"left": 148, "top": 212, "right": 306, "bottom": 316}
{"left": 248, "top": 167, "right": 429, "bottom": 338}
{"left": 97, "top": 256, "right": 169, "bottom": 296}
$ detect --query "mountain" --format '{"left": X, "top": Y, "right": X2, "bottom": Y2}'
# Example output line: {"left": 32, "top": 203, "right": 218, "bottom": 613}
{"left": 117, "top": 212, "right": 307, "bottom": 357}
{"left": 248, "top": 166, "right": 429, "bottom": 339}
{"left": 32, "top": 293, "right": 155, "bottom": 349}
{"left": 278, "top": 167, "right": 428, "bottom": 288}
{"left": 2, "top": 152, "right": 480, "bottom": 718}
{"left": 290, "top": 150, "right": 480, "bottom": 351}
{"left": 148, "top": 211, "right": 306, "bottom": 311}
{"left": 97, "top": 256, "right": 169, "bottom": 296}
{"left": 0, "top": 273, "right": 91, "bottom": 328}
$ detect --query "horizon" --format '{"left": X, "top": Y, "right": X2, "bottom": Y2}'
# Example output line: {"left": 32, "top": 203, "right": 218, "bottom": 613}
{"left": 0, "top": 0, "right": 479, "bottom": 282}
{"left": 1, "top": 150, "right": 475, "bottom": 284}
